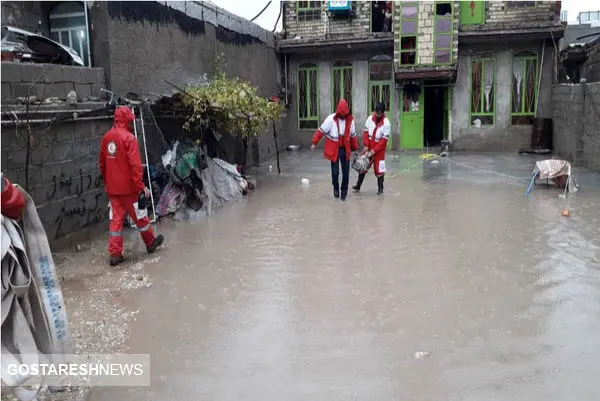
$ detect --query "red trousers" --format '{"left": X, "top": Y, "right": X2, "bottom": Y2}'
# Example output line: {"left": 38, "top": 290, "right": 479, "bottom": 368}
{"left": 108, "top": 193, "right": 155, "bottom": 257}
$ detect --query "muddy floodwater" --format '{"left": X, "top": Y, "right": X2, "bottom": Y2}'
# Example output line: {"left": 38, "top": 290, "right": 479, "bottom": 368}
{"left": 85, "top": 151, "right": 600, "bottom": 401}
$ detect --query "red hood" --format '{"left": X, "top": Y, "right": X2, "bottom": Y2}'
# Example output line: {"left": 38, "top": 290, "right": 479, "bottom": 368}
{"left": 113, "top": 106, "right": 135, "bottom": 130}
{"left": 335, "top": 99, "right": 350, "bottom": 118}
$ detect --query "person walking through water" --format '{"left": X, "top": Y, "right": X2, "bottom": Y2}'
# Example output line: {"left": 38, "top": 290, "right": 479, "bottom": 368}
{"left": 353, "top": 102, "right": 390, "bottom": 195}
{"left": 311, "top": 99, "right": 358, "bottom": 201}
{"left": 99, "top": 106, "right": 164, "bottom": 266}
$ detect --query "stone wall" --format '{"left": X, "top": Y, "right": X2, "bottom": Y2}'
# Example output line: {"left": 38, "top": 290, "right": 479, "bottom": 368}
{"left": 552, "top": 82, "right": 600, "bottom": 172}
{"left": 393, "top": 1, "right": 459, "bottom": 69}
{"left": 283, "top": 1, "right": 371, "bottom": 41}
{"left": 459, "top": 1, "right": 561, "bottom": 33}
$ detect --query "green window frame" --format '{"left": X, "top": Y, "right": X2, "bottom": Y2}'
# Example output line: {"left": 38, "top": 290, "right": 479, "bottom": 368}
{"left": 511, "top": 52, "right": 539, "bottom": 125}
{"left": 296, "top": 1, "right": 321, "bottom": 22}
{"left": 398, "top": 2, "right": 418, "bottom": 66}
{"left": 470, "top": 58, "right": 496, "bottom": 126}
{"left": 331, "top": 61, "right": 353, "bottom": 113}
{"left": 459, "top": 0, "right": 485, "bottom": 25}
{"left": 434, "top": 1, "right": 453, "bottom": 65}
{"left": 297, "top": 63, "right": 319, "bottom": 129}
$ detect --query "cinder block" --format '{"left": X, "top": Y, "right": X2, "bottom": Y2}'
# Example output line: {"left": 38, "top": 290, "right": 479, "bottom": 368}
{"left": 78, "top": 68, "right": 96, "bottom": 84}
{"left": 1, "top": 82, "right": 12, "bottom": 99}
{"left": 1, "top": 62, "right": 22, "bottom": 83}
{"left": 43, "top": 64, "right": 64, "bottom": 83}
{"left": 89, "top": 84, "right": 103, "bottom": 98}
{"left": 74, "top": 83, "right": 92, "bottom": 98}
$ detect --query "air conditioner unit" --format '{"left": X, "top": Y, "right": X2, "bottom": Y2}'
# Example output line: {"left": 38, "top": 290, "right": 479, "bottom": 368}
{"left": 328, "top": 1, "right": 351, "bottom": 12}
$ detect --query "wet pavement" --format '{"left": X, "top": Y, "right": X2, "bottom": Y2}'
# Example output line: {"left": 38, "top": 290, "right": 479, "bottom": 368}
{"left": 78, "top": 151, "right": 600, "bottom": 401}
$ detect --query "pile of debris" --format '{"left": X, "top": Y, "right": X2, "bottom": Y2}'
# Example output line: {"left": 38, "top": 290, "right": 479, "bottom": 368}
{"left": 135, "top": 139, "right": 256, "bottom": 223}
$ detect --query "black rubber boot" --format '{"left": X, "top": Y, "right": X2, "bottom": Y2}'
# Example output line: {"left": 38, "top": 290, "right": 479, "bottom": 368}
{"left": 110, "top": 255, "right": 124, "bottom": 266}
{"left": 333, "top": 188, "right": 340, "bottom": 198}
{"left": 147, "top": 234, "right": 164, "bottom": 254}
{"left": 377, "top": 176, "right": 384, "bottom": 195}
{"left": 353, "top": 173, "right": 366, "bottom": 192}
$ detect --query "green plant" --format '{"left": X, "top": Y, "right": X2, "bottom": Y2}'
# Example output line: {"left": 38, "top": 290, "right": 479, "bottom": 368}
{"left": 183, "top": 73, "right": 284, "bottom": 138}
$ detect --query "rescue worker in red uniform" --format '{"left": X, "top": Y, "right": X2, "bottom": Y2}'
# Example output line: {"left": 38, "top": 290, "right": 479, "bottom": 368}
{"left": 353, "top": 102, "right": 391, "bottom": 195}
{"left": 311, "top": 99, "right": 358, "bottom": 201}
{"left": 99, "top": 106, "right": 164, "bottom": 266}
{"left": 1, "top": 173, "right": 25, "bottom": 219}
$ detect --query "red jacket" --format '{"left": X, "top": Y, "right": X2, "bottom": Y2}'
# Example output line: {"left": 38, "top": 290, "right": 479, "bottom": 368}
{"left": 1, "top": 174, "right": 25, "bottom": 219}
{"left": 363, "top": 113, "right": 390, "bottom": 159}
{"left": 312, "top": 99, "right": 358, "bottom": 162}
{"left": 99, "top": 106, "right": 145, "bottom": 196}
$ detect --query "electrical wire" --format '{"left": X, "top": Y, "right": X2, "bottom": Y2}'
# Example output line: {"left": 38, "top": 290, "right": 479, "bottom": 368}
{"left": 251, "top": 1, "right": 272, "bottom": 22}
{"left": 272, "top": 1, "right": 282, "bottom": 32}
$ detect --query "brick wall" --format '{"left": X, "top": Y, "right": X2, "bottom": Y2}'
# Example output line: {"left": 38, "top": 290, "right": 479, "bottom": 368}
{"left": 583, "top": 42, "right": 600, "bottom": 83}
{"left": 552, "top": 82, "right": 600, "bottom": 172}
{"left": 283, "top": 1, "right": 372, "bottom": 41}
{"left": 460, "top": 1, "right": 561, "bottom": 32}
{"left": 393, "top": 1, "right": 459, "bottom": 68}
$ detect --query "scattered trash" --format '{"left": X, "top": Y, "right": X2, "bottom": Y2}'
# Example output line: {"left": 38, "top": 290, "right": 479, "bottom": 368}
{"left": 301, "top": 178, "right": 310, "bottom": 185}
{"left": 562, "top": 209, "right": 570, "bottom": 217}
{"left": 287, "top": 145, "right": 300, "bottom": 151}
{"left": 67, "top": 90, "right": 77, "bottom": 105}
{"left": 430, "top": 159, "right": 440, "bottom": 166}
{"left": 414, "top": 351, "right": 431, "bottom": 360}
{"left": 269, "top": 165, "right": 273, "bottom": 172}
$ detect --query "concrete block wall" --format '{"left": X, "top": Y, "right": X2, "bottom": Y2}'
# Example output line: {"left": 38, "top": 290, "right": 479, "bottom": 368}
{"left": 1, "top": 114, "right": 113, "bottom": 245}
{"left": 460, "top": 1, "right": 561, "bottom": 32}
{"left": 283, "top": 1, "right": 372, "bottom": 41}
{"left": 552, "top": 82, "right": 600, "bottom": 172}
{"left": 583, "top": 42, "right": 600, "bottom": 83}
{"left": 1, "top": 63, "right": 106, "bottom": 101}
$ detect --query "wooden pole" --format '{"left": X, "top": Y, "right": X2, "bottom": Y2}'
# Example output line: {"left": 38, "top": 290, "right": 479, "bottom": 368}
{"left": 272, "top": 121, "right": 281, "bottom": 174}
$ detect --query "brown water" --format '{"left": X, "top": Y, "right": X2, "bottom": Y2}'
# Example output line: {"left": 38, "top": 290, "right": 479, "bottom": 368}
{"left": 89, "top": 152, "right": 600, "bottom": 401}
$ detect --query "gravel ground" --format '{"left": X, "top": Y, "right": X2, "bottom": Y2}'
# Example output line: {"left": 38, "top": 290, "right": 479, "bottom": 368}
{"left": 2, "top": 232, "right": 161, "bottom": 401}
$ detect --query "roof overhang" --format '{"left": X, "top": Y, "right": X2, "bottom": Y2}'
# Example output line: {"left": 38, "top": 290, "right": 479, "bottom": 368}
{"left": 395, "top": 68, "right": 457, "bottom": 81}
{"left": 458, "top": 26, "right": 565, "bottom": 45}
{"left": 277, "top": 36, "right": 393, "bottom": 55}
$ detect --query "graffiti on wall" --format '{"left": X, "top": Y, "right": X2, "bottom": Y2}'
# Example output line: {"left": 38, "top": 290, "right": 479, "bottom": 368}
{"left": 46, "top": 168, "right": 104, "bottom": 201}
{"left": 47, "top": 168, "right": 107, "bottom": 240}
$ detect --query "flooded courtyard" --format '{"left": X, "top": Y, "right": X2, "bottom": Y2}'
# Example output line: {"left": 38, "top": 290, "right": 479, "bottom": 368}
{"left": 59, "top": 151, "right": 600, "bottom": 401}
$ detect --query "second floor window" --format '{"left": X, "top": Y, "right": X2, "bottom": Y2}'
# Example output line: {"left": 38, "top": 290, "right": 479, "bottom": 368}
{"left": 399, "top": 2, "right": 418, "bottom": 66}
{"left": 297, "top": 1, "right": 321, "bottom": 22}
{"left": 434, "top": 2, "right": 453, "bottom": 64}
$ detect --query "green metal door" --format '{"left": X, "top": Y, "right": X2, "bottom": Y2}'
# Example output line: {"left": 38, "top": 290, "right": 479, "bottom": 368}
{"left": 400, "top": 82, "right": 424, "bottom": 149}
{"left": 369, "top": 82, "right": 393, "bottom": 149}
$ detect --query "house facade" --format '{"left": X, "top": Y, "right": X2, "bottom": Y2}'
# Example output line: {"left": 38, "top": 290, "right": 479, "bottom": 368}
{"left": 278, "top": 1, "right": 565, "bottom": 151}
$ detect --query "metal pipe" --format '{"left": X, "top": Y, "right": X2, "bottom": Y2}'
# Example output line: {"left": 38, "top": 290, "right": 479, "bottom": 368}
{"left": 284, "top": 52, "right": 288, "bottom": 106}
{"left": 0, "top": 115, "right": 112, "bottom": 126}
{"left": 535, "top": 39, "right": 546, "bottom": 116}
{"left": 1, "top": 108, "right": 99, "bottom": 116}
{"left": 138, "top": 105, "right": 157, "bottom": 223}
{"left": 83, "top": 0, "right": 92, "bottom": 66}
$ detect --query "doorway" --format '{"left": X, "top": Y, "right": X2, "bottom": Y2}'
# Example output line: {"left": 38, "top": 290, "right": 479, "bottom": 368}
{"left": 423, "top": 83, "right": 448, "bottom": 147}
{"left": 369, "top": 58, "right": 394, "bottom": 148}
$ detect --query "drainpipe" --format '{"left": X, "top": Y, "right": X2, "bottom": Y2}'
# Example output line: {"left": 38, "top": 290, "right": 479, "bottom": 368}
{"left": 83, "top": 0, "right": 92, "bottom": 67}
{"left": 535, "top": 39, "right": 545, "bottom": 117}
{"left": 284, "top": 52, "right": 288, "bottom": 107}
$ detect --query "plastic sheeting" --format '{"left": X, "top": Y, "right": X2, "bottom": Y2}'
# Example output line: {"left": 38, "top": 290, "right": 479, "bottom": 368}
{"left": 200, "top": 158, "right": 248, "bottom": 216}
